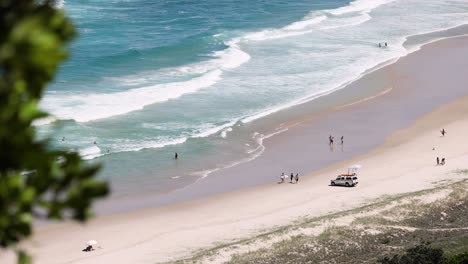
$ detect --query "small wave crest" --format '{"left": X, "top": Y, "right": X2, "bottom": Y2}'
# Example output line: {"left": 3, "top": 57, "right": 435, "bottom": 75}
{"left": 326, "top": 0, "right": 396, "bottom": 16}
{"left": 244, "top": 15, "right": 326, "bottom": 41}
{"left": 80, "top": 120, "right": 240, "bottom": 159}
{"left": 79, "top": 145, "right": 101, "bottom": 160}
{"left": 244, "top": 0, "right": 395, "bottom": 41}
{"left": 190, "top": 127, "right": 289, "bottom": 180}
{"left": 43, "top": 70, "right": 223, "bottom": 122}
{"left": 32, "top": 116, "right": 57, "bottom": 126}
{"left": 284, "top": 15, "right": 327, "bottom": 31}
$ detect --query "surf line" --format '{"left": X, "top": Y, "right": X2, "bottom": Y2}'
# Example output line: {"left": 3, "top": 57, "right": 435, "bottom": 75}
{"left": 335, "top": 86, "right": 393, "bottom": 110}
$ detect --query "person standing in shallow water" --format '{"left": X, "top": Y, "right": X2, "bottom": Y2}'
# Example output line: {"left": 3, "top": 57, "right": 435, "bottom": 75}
{"left": 175, "top": 152, "right": 178, "bottom": 159}
{"left": 341, "top": 136, "right": 344, "bottom": 145}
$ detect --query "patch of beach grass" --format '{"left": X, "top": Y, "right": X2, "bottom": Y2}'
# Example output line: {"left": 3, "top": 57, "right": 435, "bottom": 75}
{"left": 165, "top": 178, "right": 468, "bottom": 264}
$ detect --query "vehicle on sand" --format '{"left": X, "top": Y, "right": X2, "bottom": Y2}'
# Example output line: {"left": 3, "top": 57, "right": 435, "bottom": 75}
{"left": 330, "top": 164, "right": 361, "bottom": 187}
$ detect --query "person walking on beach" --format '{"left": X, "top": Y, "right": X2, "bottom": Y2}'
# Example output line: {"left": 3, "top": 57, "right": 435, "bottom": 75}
{"left": 290, "top": 173, "right": 294, "bottom": 183}
{"left": 341, "top": 136, "right": 344, "bottom": 145}
{"left": 385, "top": 42, "right": 388, "bottom": 47}
{"left": 441, "top": 158, "right": 446, "bottom": 165}
{"left": 441, "top": 128, "right": 446, "bottom": 137}
{"left": 280, "top": 172, "right": 285, "bottom": 183}
{"left": 175, "top": 152, "right": 178, "bottom": 159}
{"left": 436, "top": 157, "right": 440, "bottom": 166}
{"left": 329, "top": 135, "right": 334, "bottom": 146}
{"left": 295, "top": 173, "right": 299, "bottom": 184}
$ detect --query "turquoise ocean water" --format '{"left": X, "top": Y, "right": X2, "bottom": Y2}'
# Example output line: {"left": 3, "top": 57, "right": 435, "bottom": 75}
{"left": 39, "top": 0, "right": 468, "bottom": 198}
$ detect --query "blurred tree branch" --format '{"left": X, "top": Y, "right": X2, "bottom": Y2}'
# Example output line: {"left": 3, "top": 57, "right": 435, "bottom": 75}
{"left": 0, "top": 0, "right": 109, "bottom": 262}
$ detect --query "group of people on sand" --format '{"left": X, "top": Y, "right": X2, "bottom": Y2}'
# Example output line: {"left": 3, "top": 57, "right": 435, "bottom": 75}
{"left": 280, "top": 172, "right": 299, "bottom": 184}
{"left": 436, "top": 157, "right": 446, "bottom": 166}
{"left": 329, "top": 135, "right": 344, "bottom": 146}
{"left": 435, "top": 128, "right": 447, "bottom": 166}
{"left": 378, "top": 42, "right": 388, "bottom": 48}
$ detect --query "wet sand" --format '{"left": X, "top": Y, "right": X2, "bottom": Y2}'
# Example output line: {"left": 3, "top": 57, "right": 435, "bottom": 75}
{"left": 2, "top": 29, "right": 468, "bottom": 264}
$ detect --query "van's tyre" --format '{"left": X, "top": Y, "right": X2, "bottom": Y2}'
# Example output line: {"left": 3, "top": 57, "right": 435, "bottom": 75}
{"left": 331, "top": 182, "right": 336, "bottom": 186}
{"left": 345, "top": 182, "right": 350, "bottom": 187}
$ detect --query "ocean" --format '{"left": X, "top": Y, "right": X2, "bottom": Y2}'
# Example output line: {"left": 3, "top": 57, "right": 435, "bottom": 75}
{"left": 39, "top": 0, "right": 468, "bottom": 198}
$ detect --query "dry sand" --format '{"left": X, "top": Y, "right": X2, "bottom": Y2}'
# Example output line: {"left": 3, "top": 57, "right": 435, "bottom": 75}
{"left": 2, "top": 36, "right": 468, "bottom": 264}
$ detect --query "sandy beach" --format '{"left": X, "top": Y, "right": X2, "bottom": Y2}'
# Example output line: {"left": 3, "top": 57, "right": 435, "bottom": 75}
{"left": 3, "top": 32, "right": 468, "bottom": 264}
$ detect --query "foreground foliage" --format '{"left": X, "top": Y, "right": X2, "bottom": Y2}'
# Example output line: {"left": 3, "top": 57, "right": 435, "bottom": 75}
{"left": 0, "top": 0, "right": 108, "bottom": 262}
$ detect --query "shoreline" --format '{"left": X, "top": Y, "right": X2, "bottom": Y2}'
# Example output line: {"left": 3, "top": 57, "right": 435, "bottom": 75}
{"left": 93, "top": 24, "right": 468, "bottom": 215}
{"left": 77, "top": 20, "right": 468, "bottom": 204}
{"left": 3, "top": 26, "right": 468, "bottom": 264}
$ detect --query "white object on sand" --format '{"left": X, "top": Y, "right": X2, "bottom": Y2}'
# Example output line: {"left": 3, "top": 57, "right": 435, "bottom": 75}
{"left": 347, "top": 164, "right": 362, "bottom": 175}
{"left": 86, "top": 240, "right": 98, "bottom": 246}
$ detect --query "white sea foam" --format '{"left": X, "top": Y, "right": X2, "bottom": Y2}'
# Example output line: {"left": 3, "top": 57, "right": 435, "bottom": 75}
{"left": 79, "top": 145, "right": 101, "bottom": 160}
{"left": 190, "top": 127, "right": 289, "bottom": 180}
{"left": 220, "top": 127, "right": 232, "bottom": 138}
{"left": 244, "top": 15, "right": 325, "bottom": 41}
{"left": 326, "top": 0, "right": 396, "bottom": 16}
{"left": 83, "top": 121, "right": 239, "bottom": 157}
{"left": 43, "top": 70, "right": 223, "bottom": 122}
{"left": 241, "top": 69, "right": 393, "bottom": 124}
{"left": 214, "top": 38, "right": 251, "bottom": 69}
{"left": 284, "top": 15, "right": 327, "bottom": 31}
{"left": 77, "top": 120, "right": 240, "bottom": 159}
{"left": 32, "top": 116, "right": 57, "bottom": 126}
{"left": 44, "top": 38, "right": 250, "bottom": 123}
{"left": 192, "top": 120, "right": 238, "bottom": 138}
{"left": 113, "top": 137, "right": 188, "bottom": 153}
{"left": 244, "top": 0, "right": 396, "bottom": 42}
{"left": 320, "top": 12, "right": 372, "bottom": 30}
